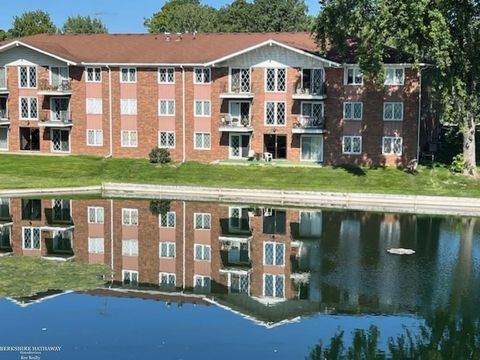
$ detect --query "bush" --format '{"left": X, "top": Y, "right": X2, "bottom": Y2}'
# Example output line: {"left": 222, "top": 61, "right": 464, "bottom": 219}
{"left": 450, "top": 153, "right": 465, "bottom": 173}
{"left": 149, "top": 147, "right": 171, "bottom": 164}
{"left": 149, "top": 200, "right": 171, "bottom": 216}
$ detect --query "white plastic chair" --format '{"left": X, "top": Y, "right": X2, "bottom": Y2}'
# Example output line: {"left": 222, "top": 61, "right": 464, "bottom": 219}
{"left": 264, "top": 152, "right": 273, "bottom": 162}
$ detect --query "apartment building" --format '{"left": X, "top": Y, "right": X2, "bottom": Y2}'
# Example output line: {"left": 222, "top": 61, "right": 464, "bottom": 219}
{"left": 0, "top": 33, "right": 420, "bottom": 165}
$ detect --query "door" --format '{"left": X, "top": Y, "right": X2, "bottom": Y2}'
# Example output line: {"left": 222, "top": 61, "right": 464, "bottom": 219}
{"left": 0, "top": 127, "right": 7, "bottom": 150}
{"left": 20, "top": 127, "right": 40, "bottom": 151}
{"left": 229, "top": 134, "right": 250, "bottom": 159}
{"left": 229, "top": 101, "right": 250, "bottom": 126}
{"left": 51, "top": 98, "right": 69, "bottom": 121}
{"left": 264, "top": 134, "right": 287, "bottom": 159}
{"left": 301, "top": 135, "right": 323, "bottom": 162}
{"left": 52, "top": 129, "right": 70, "bottom": 153}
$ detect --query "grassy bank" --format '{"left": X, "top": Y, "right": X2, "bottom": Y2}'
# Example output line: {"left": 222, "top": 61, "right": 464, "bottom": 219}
{"left": 0, "top": 154, "right": 479, "bottom": 197}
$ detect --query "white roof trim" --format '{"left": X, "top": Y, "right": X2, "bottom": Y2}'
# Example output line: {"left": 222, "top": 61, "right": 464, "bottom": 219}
{"left": 0, "top": 41, "right": 77, "bottom": 65}
{"left": 81, "top": 62, "right": 204, "bottom": 67}
{"left": 205, "top": 39, "right": 341, "bottom": 68}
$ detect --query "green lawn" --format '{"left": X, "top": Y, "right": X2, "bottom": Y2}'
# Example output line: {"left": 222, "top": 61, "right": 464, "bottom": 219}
{"left": 0, "top": 154, "right": 479, "bottom": 197}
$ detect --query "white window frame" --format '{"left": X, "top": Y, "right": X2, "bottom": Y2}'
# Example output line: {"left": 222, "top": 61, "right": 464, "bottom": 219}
{"left": 382, "top": 136, "right": 403, "bottom": 155}
{"left": 344, "top": 65, "right": 363, "bottom": 85}
{"left": 194, "top": 100, "right": 211, "bottom": 117}
{"left": 342, "top": 136, "right": 362, "bottom": 155}
{"left": 157, "top": 131, "right": 175, "bottom": 149}
{"left": 193, "top": 274, "right": 211, "bottom": 292}
{"left": 158, "top": 67, "right": 175, "bottom": 84}
{"left": 86, "top": 129, "right": 103, "bottom": 146}
{"left": 88, "top": 237, "right": 104, "bottom": 254}
{"left": 120, "top": 99, "right": 137, "bottom": 115}
{"left": 343, "top": 102, "right": 363, "bottom": 120}
{"left": 122, "top": 270, "right": 139, "bottom": 285}
{"left": 194, "top": 213, "right": 211, "bottom": 230}
{"left": 158, "top": 99, "right": 175, "bottom": 116}
{"left": 122, "top": 208, "right": 138, "bottom": 226}
{"left": 159, "top": 211, "right": 176, "bottom": 228}
{"left": 88, "top": 206, "right": 104, "bottom": 224}
{"left": 0, "top": 66, "right": 7, "bottom": 89}
{"left": 18, "top": 66, "right": 37, "bottom": 89}
{"left": 194, "top": 244, "right": 211, "bottom": 261}
{"left": 300, "top": 135, "right": 324, "bottom": 162}
{"left": 120, "top": 67, "right": 137, "bottom": 83}
{"left": 86, "top": 67, "right": 102, "bottom": 82}
{"left": 194, "top": 68, "right": 211, "bottom": 84}
{"left": 49, "top": 66, "right": 69, "bottom": 86}
{"left": 159, "top": 272, "right": 176, "bottom": 287}
{"left": 263, "top": 241, "right": 285, "bottom": 266}
{"left": 383, "top": 102, "right": 404, "bottom": 121}
{"left": 265, "top": 68, "right": 286, "bottom": 92}
{"left": 159, "top": 242, "right": 176, "bottom": 258}
{"left": 264, "top": 101, "right": 286, "bottom": 126}
{"left": 384, "top": 67, "right": 405, "bottom": 85}
{"left": 122, "top": 239, "right": 139, "bottom": 256}
{"left": 263, "top": 273, "right": 285, "bottom": 298}
{"left": 86, "top": 98, "right": 103, "bottom": 114}
{"left": 22, "top": 226, "right": 41, "bottom": 250}
{"left": 50, "top": 128, "right": 71, "bottom": 154}
{"left": 121, "top": 130, "right": 138, "bottom": 147}
{"left": 194, "top": 132, "right": 211, "bottom": 150}
{"left": 19, "top": 96, "right": 38, "bottom": 120}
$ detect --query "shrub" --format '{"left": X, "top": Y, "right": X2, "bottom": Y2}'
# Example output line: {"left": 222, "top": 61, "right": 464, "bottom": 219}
{"left": 149, "top": 147, "right": 171, "bottom": 164}
{"left": 149, "top": 200, "right": 171, "bottom": 216}
{"left": 450, "top": 153, "right": 465, "bottom": 173}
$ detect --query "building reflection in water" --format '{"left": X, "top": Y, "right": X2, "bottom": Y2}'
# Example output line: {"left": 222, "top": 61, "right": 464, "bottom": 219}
{"left": 0, "top": 197, "right": 478, "bottom": 326}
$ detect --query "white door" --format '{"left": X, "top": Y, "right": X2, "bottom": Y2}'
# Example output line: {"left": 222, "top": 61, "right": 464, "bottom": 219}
{"left": 301, "top": 135, "right": 323, "bottom": 162}
{"left": 229, "top": 134, "right": 251, "bottom": 159}
{"left": 0, "top": 127, "right": 8, "bottom": 150}
{"left": 51, "top": 129, "right": 70, "bottom": 153}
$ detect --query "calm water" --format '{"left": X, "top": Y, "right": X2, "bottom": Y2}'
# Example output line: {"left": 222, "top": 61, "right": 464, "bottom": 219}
{"left": 0, "top": 197, "right": 479, "bottom": 359}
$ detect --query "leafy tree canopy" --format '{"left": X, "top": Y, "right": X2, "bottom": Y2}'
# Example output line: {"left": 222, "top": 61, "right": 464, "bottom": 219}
{"left": 10, "top": 10, "right": 57, "bottom": 37}
{"left": 62, "top": 15, "right": 108, "bottom": 34}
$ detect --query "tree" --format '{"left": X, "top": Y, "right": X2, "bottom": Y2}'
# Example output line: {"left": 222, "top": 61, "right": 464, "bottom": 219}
{"left": 0, "top": 29, "right": 10, "bottom": 41}
{"left": 62, "top": 15, "right": 108, "bottom": 34}
{"left": 249, "top": 0, "right": 311, "bottom": 32}
{"left": 144, "top": 0, "right": 219, "bottom": 33}
{"left": 314, "top": 0, "right": 479, "bottom": 176}
{"left": 217, "top": 0, "right": 255, "bottom": 32}
{"left": 10, "top": 10, "right": 57, "bottom": 37}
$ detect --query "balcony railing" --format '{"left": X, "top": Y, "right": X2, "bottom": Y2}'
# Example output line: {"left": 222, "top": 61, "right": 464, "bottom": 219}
{"left": 220, "top": 82, "right": 254, "bottom": 98}
{"left": 0, "top": 109, "right": 7, "bottom": 120}
{"left": 293, "top": 82, "right": 327, "bottom": 99}
{"left": 219, "top": 115, "right": 253, "bottom": 132}
{"left": 293, "top": 116, "right": 325, "bottom": 129}
{"left": 41, "top": 110, "right": 72, "bottom": 124}
{"left": 38, "top": 80, "right": 72, "bottom": 94}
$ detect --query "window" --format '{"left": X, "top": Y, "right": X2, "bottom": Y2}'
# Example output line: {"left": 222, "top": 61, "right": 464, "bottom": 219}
{"left": 383, "top": 102, "right": 403, "bottom": 121}
{"left": 385, "top": 67, "right": 404, "bottom": 85}
{"left": 159, "top": 100, "right": 175, "bottom": 116}
{"left": 193, "top": 275, "right": 211, "bottom": 292}
{"left": 121, "top": 67, "right": 136, "bottom": 83}
{"left": 342, "top": 136, "right": 362, "bottom": 154}
{"left": 230, "top": 68, "right": 250, "bottom": 93}
{"left": 229, "top": 273, "right": 249, "bottom": 294}
{"left": 19, "top": 128, "right": 40, "bottom": 151}
{"left": 88, "top": 207, "right": 104, "bottom": 224}
{"left": 265, "top": 68, "right": 286, "bottom": 92}
{"left": 299, "top": 211, "right": 322, "bottom": 237}
{"left": 122, "top": 208, "right": 138, "bottom": 226}
{"left": 264, "top": 274, "right": 284, "bottom": 298}
{"left": 265, "top": 102, "right": 286, "bottom": 125}
{"left": 0, "top": 127, "right": 7, "bottom": 150}
{"left": 194, "top": 100, "right": 210, "bottom": 116}
{"left": 263, "top": 209, "right": 286, "bottom": 234}
{"left": 159, "top": 272, "right": 176, "bottom": 288}
{"left": 52, "top": 199, "right": 71, "bottom": 222}
{"left": 194, "top": 133, "right": 211, "bottom": 150}
{"left": 88, "top": 238, "right": 104, "bottom": 254}
{"left": 158, "top": 67, "right": 175, "bottom": 83}
{"left": 194, "top": 68, "right": 211, "bottom": 84}
{"left": 158, "top": 131, "right": 175, "bottom": 148}
{"left": 121, "top": 130, "right": 137, "bottom": 147}
{"left": 86, "top": 67, "right": 101, "bottom": 82}
{"left": 23, "top": 227, "right": 41, "bottom": 249}
{"left": 87, "top": 129, "right": 103, "bottom": 146}
{"left": 264, "top": 242, "right": 285, "bottom": 266}
{"left": 194, "top": 244, "right": 211, "bottom": 261}
{"left": 50, "top": 67, "right": 68, "bottom": 87}
{"left": 120, "top": 99, "right": 137, "bottom": 115}
{"left": 19, "top": 66, "right": 37, "bottom": 88}
{"left": 86, "top": 98, "right": 103, "bottom": 114}
{"left": 345, "top": 66, "right": 363, "bottom": 85}
{"left": 122, "top": 239, "right": 139, "bottom": 256}
{"left": 122, "top": 270, "right": 138, "bottom": 286}
{"left": 20, "top": 97, "right": 38, "bottom": 120}
{"left": 301, "top": 135, "right": 323, "bottom": 162}
{"left": 21, "top": 199, "right": 41, "bottom": 220}
{"left": 194, "top": 213, "right": 211, "bottom": 229}
{"left": 343, "top": 102, "right": 362, "bottom": 120}
{"left": 0, "top": 66, "right": 6, "bottom": 89}
{"left": 159, "top": 242, "right": 175, "bottom": 258}
{"left": 159, "top": 211, "right": 176, "bottom": 228}
{"left": 382, "top": 136, "right": 403, "bottom": 155}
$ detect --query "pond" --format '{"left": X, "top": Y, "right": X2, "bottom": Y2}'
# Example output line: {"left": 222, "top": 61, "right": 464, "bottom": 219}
{"left": 0, "top": 197, "right": 479, "bottom": 359}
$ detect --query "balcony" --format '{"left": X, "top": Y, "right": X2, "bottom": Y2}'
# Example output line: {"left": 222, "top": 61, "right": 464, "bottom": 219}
{"left": 0, "top": 109, "right": 8, "bottom": 125}
{"left": 219, "top": 115, "right": 253, "bottom": 132}
{"left": 292, "top": 116, "right": 325, "bottom": 134}
{"left": 292, "top": 83, "right": 327, "bottom": 100}
{"left": 38, "top": 80, "right": 72, "bottom": 96}
{"left": 220, "top": 83, "right": 254, "bottom": 99}
{"left": 39, "top": 110, "right": 73, "bottom": 127}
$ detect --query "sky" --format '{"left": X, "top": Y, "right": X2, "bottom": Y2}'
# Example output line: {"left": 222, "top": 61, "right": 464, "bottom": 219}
{"left": 0, "top": 0, "right": 321, "bottom": 33}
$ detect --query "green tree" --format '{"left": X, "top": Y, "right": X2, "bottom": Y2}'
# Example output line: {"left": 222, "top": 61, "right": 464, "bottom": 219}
{"left": 144, "top": 0, "right": 219, "bottom": 33}
{"left": 10, "top": 10, "right": 57, "bottom": 37}
{"left": 250, "top": 0, "right": 311, "bottom": 32}
{"left": 217, "top": 0, "right": 255, "bottom": 32}
{"left": 62, "top": 15, "right": 108, "bottom": 34}
{"left": 314, "top": 0, "right": 479, "bottom": 176}
{"left": 0, "top": 29, "right": 11, "bottom": 41}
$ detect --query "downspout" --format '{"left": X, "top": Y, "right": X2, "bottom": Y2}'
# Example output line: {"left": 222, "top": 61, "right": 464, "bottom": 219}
{"left": 416, "top": 67, "right": 423, "bottom": 161}
{"left": 106, "top": 65, "right": 113, "bottom": 158}
{"left": 181, "top": 66, "right": 186, "bottom": 162}
{"left": 109, "top": 199, "right": 114, "bottom": 287}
